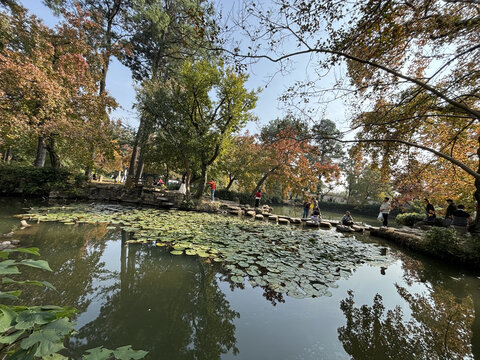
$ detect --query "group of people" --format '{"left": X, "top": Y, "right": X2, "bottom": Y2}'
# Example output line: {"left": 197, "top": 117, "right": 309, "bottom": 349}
{"left": 179, "top": 178, "right": 475, "bottom": 231}
{"left": 427, "top": 198, "right": 472, "bottom": 228}
{"left": 302, "top": 197, "right": 322, "bottom": 223}
{"left": 378, "top": 197, "right": 473, "bottom": 229}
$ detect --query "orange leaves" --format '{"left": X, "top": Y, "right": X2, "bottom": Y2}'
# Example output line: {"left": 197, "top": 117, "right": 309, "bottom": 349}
{"left": 0, "top": 4, "right": 115, "bottom": 167}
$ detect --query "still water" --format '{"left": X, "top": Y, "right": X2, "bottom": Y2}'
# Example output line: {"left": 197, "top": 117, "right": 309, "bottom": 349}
{"left": 1, "top": 198, "right": 479, "bottom": 360}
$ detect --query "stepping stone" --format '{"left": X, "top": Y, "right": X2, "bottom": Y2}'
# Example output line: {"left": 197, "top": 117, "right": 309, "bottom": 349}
{"left": 336, "top": 224, "right": 354, "bottom": 233}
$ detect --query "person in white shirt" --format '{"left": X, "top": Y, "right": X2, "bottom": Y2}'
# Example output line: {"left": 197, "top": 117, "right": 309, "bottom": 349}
{"left": 379, "top": 197, "right": 391, "bottom": 227}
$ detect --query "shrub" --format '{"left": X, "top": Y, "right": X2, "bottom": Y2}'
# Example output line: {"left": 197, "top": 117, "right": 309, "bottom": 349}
{"left": 395, "top": 213, "right": 425, "bottom": 226}
{"left": 214, "top": 189, "right": 283, "bottom": 205}
{"left": 178, "top": 195, "right": 200, "bottom": 210}
{"left": 424, "top": 227, "right": 460, "bottom": 256}
{"left": 0, "top": 164, "right": 82, "bottom": 196}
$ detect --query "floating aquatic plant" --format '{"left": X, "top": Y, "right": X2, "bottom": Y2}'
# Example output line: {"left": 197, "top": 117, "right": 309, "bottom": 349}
{"left": 19, "top": 204, "right": 393, "bottom": 299}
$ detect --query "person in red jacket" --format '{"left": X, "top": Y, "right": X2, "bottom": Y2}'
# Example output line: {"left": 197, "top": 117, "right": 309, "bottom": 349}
{"left": 207, "top": 179, "right": 215, "bottom": 202}
{"left": 255, "top": 190, "right": 262, "bottom": 208}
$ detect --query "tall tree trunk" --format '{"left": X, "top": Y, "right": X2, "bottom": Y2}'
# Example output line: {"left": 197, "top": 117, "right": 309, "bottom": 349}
{"left": 226, "top": 175, "right": 236, "bottom": 191}
{"left": 164, "top": 164, "right": 169, "bottom": 185}
{"left": 182, "top": 157, "right": 191, "bottom": 196}
{"left": 135, "top": 152, "right": 145, "bottom": 185}
{"left": 125, "top": 119, "right": 145, "bottom": 188}
{"left": 33, "top": 136, "right": 47, "bottom": 168}
{"left": 194, "top": 164, "right": 208, "bottom": 199}
{"left": 471, "top": 137, "right": 480, "bottom": 232}
{"left": 252, "top": 166, "right": 280, "bottom": 196}
{"left": 3, "top": 148, "right": 12, "bottom": 163}
{"left": 46, "top": 136, "right": 60, "bottom": 169}
{"left": 85, "top": 167, "right": 92, "bottom": 178}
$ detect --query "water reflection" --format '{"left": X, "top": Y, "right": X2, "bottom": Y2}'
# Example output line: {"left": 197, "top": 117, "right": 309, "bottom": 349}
{"left": 338, "top": 286, "right": 474, "bottom": 359}
{"left": 5, "top": 199, "right": 480, "bottom": 360}
{"left": 15, "top": 222, "right": 112, "bottom": 314}
{"left": 66, "top": 231, "right": 239, "bottom": 359}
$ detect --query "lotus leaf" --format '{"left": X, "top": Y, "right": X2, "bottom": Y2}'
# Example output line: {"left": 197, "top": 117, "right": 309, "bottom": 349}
{"left": 21, "top": 203, "right": 394, "bottom": 300}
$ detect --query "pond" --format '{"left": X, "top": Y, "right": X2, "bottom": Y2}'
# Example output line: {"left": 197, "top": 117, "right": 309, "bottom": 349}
{"left": 1, "top": 198, "right": 479, "bottom": 360}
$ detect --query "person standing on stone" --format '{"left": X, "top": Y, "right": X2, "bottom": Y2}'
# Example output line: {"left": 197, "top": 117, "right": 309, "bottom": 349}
{"left": 379, "top": 197, "right": 391, "bottom": 227}
{"left": 254, "top": 190, "right": 262, "bottom": 208}
{"left": 444, "top": 199, "right": 457, "bottom": 227}
{"left": 302, "top": 198, "right": 311, "bottom": 219}
{"left": 207, "top": 179, "right": 215, "bottom": 202}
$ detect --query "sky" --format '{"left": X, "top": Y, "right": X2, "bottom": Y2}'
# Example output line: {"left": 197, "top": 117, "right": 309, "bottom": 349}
{"left": 19, "top": 0, "right": 350, "bottom": 134}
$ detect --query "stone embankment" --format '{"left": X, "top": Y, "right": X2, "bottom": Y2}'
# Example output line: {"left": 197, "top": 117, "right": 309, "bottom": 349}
{"left": 221, "top": 203, "right": 432, "bottom": 250}
{"left": 50, "top": 183, "right": 183, "bottom": 209}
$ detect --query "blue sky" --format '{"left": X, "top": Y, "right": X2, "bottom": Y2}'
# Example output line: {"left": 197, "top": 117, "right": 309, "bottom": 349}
{"left": 19, "top": 0, "right": 349, "bottom": 134}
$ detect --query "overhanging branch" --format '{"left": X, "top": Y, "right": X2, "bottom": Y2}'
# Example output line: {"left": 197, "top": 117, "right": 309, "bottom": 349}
{"left": 329, "top": 137, "right": 480, "bottom": 180}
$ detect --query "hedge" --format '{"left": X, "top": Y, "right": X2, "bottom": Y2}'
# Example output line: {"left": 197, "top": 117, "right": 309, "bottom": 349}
{"left": 0, "top": 164, "right": 79, "bottom": 196}
{"left": 214, "top": 189, "right": 283, "bottom": 205}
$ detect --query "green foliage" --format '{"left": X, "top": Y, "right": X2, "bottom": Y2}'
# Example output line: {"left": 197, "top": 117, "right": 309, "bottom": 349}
{"left": 395, "top": 213, "right": 425, "bottom": 227}
{"left": 403, "top": 199, "right": 428, "bottom": 214}
{"left": 0, "top": 248, "right": 147, "bottom": 359}
{"left": 0, "top": 165, "right": 75, "bottom": 196}
{"left": 424, "top": 227, "right": 459, "bottom": 256}
{"left": 214, "top": 189, "right": 283, "bottom": 205}
{"left": 178, "top": 195, "right": 200, "bottom": 211}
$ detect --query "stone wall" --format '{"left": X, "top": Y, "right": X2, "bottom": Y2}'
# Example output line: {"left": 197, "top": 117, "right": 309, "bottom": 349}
{"left": 50, "top": 183, "right": 184, "bottom": 209}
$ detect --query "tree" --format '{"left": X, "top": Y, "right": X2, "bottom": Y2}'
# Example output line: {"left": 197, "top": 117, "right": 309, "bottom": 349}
{"left": 225, "top": 0, "right": 480, "bottom": 229}
{"left": 252, "top": 117, "right": 320, "bottom": 198}
{"left": 311, "top": 119, "right": 344, "bottom": 199}
{"left": 121, "top": 0, "right": 218, "bottom": 187}
{"left": 213, "top": 134, "right": 264, "bottom": 191}
{"left": 0, "top": 3, "right": 115, "bottom": 169}
{"left": 137, "top": 59, "right": 258, "bottom": 198}
{"left": 43, "top": 0, "right": 133, "bottom": 96}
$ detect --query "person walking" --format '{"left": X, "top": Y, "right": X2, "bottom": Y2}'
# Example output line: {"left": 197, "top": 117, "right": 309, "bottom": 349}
{"left": 255, "top": 190, "right": 262, "bottom": 208}
{"left": 302, "top": 198, "right": 311, "bottom": 219}
{"left": 379, "top": 197, "right": 391, "bottom": 227}
{"left": 444, "top": 199, "right": 457, "bottom": 227}
{"left": 207, "top": 179, "right": 215, "bottom": 202}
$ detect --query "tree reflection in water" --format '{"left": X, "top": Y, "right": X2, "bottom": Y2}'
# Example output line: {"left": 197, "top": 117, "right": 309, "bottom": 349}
{"left": 68, "top": 233, "right": 239, "bottom": 360}
{"left": 338, "top": 286, "right": 474, "bottom": 360}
